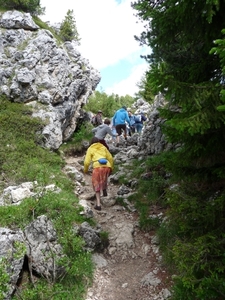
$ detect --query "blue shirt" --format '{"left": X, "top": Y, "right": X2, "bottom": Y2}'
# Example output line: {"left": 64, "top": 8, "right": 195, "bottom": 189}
{"left": 112, "top": 108, "right": 130, "bottom": 126}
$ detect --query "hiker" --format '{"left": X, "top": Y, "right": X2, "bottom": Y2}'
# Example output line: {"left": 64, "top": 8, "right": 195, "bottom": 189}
{"left": 91, "top": 110, "right": 103, "bottom": 126}
{"left": 134, "top": 111, "right": 147, "bottom": 134}
{"left": 112, "top": 106, "right": 131, "bottom": 145}
{"left": 127, "top": 109, "right": 136, "bottom": 136}
{"left": 92, "top": 118, "right": 117, "bottom": 150}
{"left": 83, "top": 137, "right": 114, "bottom": 211}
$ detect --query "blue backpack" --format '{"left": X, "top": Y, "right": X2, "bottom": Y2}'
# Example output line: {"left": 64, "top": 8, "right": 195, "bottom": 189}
{"left": 134, "top": 114, "right": 142, "bottom": 123}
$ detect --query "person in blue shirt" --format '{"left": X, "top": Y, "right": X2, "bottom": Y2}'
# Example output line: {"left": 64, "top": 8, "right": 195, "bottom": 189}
{"left": 112, "top": 106, "right": 131, "bottom": 145}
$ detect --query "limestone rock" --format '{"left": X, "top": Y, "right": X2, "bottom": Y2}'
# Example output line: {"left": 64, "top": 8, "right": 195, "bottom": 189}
{"left": 0, "top": 10, "right": 101, "bottom": 150}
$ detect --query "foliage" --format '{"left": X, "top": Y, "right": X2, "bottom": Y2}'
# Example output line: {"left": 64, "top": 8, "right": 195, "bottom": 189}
{"left": 60, "top": 123, "right": 94, "bottom": 156}
{"left": 0, "top": 96, "right": 94, "bottom": 299}
{"left": 32, "top": 16, "right": 62, "bottom": 43}
{"left": 0, "top": 97, "right": 63, "bottom": 189}
{"left": 135, "top": 73, "right": 155, "bottom": 103}
{"left": 0, "top": 0, "right": 45, "bottom": 16}
{"left": 118, "top": 154, "right": 170, "bottom": 231}
{"left": 210, "top": 28, "right": 225, "bottom": 112}
{"left": 132, "top": 0, "right": 225, "bottom": 298}
{"left": 0, "top": 258, "right": 10, "bottom": 300}
{"left": 84, "top": 90, "right": 135, "bottom": 118}
{"left": 59, "top": 9, "right": 80, "bottom": 43}
{"left": 98, "top": 231, "right": 109, "bottom": 250}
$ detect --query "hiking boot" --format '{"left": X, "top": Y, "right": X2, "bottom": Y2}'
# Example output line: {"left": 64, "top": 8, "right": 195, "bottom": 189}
{"left": 94, "top": 205, "right": 101, "bottom": 211}
{"left": 103, "top": 189, "right": 107, "bottom": 197}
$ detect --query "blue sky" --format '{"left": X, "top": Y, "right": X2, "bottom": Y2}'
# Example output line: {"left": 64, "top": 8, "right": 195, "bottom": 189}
{"left": 40, "top": 0, "right": 149, "bottom": 96}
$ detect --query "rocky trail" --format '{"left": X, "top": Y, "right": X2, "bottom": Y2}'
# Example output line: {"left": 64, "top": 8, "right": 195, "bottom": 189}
{"left": 65, "top": 150, "right": 173, "bottom": 300}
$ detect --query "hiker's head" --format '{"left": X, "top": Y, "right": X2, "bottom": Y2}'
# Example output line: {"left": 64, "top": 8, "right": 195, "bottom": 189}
{"left": 127, "top": 108, "right": 132, "bottom": 115}
{"left": 90, "top": 137, "right": 100, "bottom": 145}
{"left": 104, "top": 118, "right": 111, "bottom": 125}
{"left": 98, "top": 110, "right": 102, "bottom": 114}
{"left": 122, "top": 106, "right": 127, "bottom": 111}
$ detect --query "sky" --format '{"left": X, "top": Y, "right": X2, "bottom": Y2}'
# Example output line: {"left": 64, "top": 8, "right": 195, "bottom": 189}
{"left": 40, "top": 0, "right": 150, "bottom": 97}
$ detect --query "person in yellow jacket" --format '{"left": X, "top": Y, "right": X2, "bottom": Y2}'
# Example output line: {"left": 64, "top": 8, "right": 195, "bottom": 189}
{"left": 84, "top": 137, "right": 114, "bottom": 211}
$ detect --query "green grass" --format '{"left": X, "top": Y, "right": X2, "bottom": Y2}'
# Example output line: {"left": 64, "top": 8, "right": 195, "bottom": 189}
{"left": 60, "top": 123, "right": 94, "bottom": 156}
{"left": 120, "top": 155, "right": 169, "bottom": 231}
{"left": 32, "top": 16, "right": 63, "bottom": 44}
{"left": 0, "top": 97, "right": 63, "bottom": 188}
{"left": 0, "top": 96, "right": 95, "bottom": 299}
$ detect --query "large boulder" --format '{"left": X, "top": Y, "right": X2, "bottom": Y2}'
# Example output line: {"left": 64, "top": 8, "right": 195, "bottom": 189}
{"left": 0, "top": 228, "right": 26, "bottom": 300}
{"left": 0, "top": 215, "right": 66, "bottom": 299}
{"left": 0, "top": 10, "right": 101, "bottom": 150}
{"left": 138, "top": 94, "right": 175, "bottom": 155}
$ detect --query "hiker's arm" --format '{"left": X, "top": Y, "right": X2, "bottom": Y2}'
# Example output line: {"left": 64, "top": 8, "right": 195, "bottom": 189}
{"left": 125, "top": 113, "right": 131, "bottom": 126}
{"left": 83, "top": 150, "right": 91, "bottom": 173}
{"left": 106, "top": 151, "right": 114, "bottom": 170}
{"left": 107, "top": 127, "right": 116, "bottom": 137}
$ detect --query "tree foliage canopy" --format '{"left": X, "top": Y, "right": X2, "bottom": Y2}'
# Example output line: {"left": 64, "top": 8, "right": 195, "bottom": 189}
{"left": 132, "top": 0, "right": 225, "bottom": 298}
{"left": 0, "top": 0, "right": 45, "bottom": 16}
{"left": 59, "top": 9, "right": 80, "bottom": 43}
{"left": 85, "top": 91, "right": 135, "bottom": 118}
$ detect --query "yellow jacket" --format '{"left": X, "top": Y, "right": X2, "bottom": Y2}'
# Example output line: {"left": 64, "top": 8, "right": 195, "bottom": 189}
{"left": 84, "top": 142, "right": 114, "bottom": 173}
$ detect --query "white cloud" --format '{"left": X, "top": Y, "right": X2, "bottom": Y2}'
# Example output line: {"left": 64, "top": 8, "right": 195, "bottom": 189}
{"left": 40, "top": 0, "right": 150, "bottom": 96}
{"left": 41, "top": 0, "right": 146, "bottom": 69}
{"left": 105, "top": 63, "right": 149, "bottom": 96}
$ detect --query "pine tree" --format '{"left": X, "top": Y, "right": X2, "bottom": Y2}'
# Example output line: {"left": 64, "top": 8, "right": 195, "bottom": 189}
{"left": 132, "top": 0, "right": 225, "bottom": 298}
{"left": 59, "top": 9, "right": 80, "bottom": 43}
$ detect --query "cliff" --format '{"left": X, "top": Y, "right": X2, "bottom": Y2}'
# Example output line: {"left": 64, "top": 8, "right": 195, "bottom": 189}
{"left": 0, "top": 10, "right": 101, "bottom": 149}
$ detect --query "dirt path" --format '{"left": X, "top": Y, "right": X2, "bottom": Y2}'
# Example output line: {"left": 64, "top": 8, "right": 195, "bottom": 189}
{"left": 65, "top": 156, "right": 172, "bottom": 300}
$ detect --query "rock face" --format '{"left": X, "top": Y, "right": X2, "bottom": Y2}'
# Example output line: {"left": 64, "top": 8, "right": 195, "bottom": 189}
{"left": 0, "top": 216, "right": 64, "bottom": 300}
{"left": 138, "top": 93, "right": 172, "bottom": 155}
{"left": 0, "top": 10, "right": 101, "bottom": 149}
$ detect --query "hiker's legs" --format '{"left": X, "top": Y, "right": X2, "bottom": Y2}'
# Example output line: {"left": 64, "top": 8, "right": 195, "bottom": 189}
{"left": 100, "top": 167, "right": 111, "bottom": 197}
{"left": 115, "top": 125, "right": 123, "bottom": 143}
{"left": 123, "top": 124, "right": 128, "bottom": 140}
{"left": 92, "top": 167, "right": 110, "bottom": 206}
{"left": 92, "top": 168, "right": 101, "bottom": 208}
{"left": 136, "top": 123, "right": 143, "bottom": 133}
{"left": 117, "top": 124, "right": 127, "bottom": 140}
{"left": 95, "top": 191, "right": 101, "bottom": 206}
{"left": 131, "top": 125, "right": 135, "bottom": 134}
{"left": 128, "top": 127, "right": 132, "bottom": 136}
{"left": 99, "top": 139, "right": 109, "bottom": 150}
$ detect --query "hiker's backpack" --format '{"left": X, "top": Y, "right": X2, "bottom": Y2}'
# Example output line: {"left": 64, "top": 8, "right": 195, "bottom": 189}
{"left": 134, "top": 114, "right": 142, "bottom": 123}
{"left": 91, "top": 115, "right": 97, "bottom": 125}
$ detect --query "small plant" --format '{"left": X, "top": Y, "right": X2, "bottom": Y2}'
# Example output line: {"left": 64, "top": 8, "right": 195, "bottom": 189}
{"left": 115, "top": 196, "right": 129, "bottom": 208}
{"left": 33, "top": 16, "right": 62, "bottom": 45}
{"left": 0, "top": 258, "right": 10, "bottom": 300}
{"left": 61, "top": 123, "right": 93, "bottom": 155}
{"left": 123, "top": 154, "right": 169, "bottom": 230}
{"left": 98, "top": 231, "right": 109, "bottom": 250}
